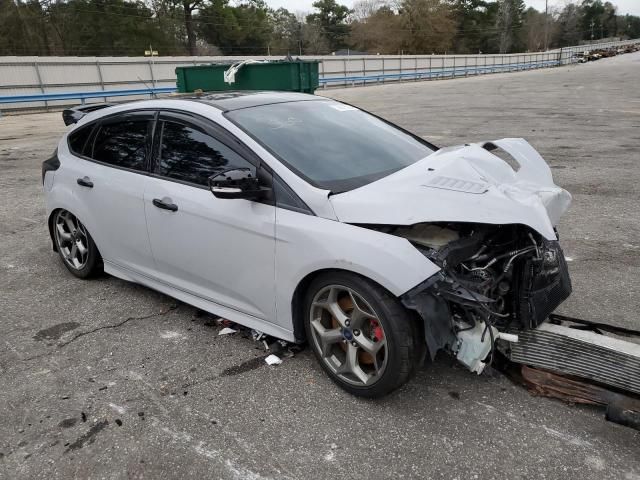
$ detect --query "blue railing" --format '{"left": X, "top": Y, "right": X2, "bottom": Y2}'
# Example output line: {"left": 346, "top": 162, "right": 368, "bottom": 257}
{"left": 0, "top": 86, "right": 176, "bottom": 105}
{"left": 319, "top": 60, "right": 560, "bottom": 85}
{"left": 0, "top": 60, "right": 560, "bottom": 105}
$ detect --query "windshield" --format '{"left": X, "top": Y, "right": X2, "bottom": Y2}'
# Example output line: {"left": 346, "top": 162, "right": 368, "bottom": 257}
{"left": 226, "top": 100, "right": 435, "bottom": 193}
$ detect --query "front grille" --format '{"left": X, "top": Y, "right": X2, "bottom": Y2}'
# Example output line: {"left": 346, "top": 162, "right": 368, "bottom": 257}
{"left": 516, "top": 241, "right": 572, "bottom": 329}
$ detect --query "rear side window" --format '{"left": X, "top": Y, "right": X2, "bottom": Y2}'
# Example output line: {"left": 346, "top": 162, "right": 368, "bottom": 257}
{"left": 92, "top": 118, "right": 151, "bottom": 171}
{"left": 68, "top": 125, "right": 93, "bottom": 156}
{"left": 157, "top": 120, "right": 253, "bottom": 186}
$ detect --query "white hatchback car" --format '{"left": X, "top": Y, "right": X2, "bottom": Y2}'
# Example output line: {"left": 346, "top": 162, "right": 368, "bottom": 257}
{"left": 43, "top": 92, "right": 572, "bottom": 397}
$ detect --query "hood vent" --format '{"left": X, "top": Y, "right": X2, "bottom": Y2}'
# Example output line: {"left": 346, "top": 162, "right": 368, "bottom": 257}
{"left": 423, "top": 175, "right": 488, "bottom": 194}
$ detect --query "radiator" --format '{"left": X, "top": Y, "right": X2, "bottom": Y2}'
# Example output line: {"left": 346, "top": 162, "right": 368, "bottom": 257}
{"left": 506, "top": 322, "right": 640, "bottom": 396}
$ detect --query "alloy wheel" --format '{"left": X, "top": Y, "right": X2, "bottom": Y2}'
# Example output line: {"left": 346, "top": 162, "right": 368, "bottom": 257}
{"left": 309, "top": 285, "right": 388, "bottom": 386}
{"left": 54, "top": 210, "right": 90, "bottom": 270}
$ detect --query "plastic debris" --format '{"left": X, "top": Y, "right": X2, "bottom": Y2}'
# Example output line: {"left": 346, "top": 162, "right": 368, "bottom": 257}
{"left": 251, "top": 329, "right": 266, "bottom": 342}
{"left": 218, "top": 327, "right": 237, "bottom": 335}
{"left": 264, "top": 354, "right": 283, "bottom": 366}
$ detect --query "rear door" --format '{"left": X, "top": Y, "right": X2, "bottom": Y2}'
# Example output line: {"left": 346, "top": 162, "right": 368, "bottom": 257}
{"left": 70, "top": 111, "right": 156, "bottom": 276}
{"left": 143, "top": 112, "right": 276, "bottom": 320}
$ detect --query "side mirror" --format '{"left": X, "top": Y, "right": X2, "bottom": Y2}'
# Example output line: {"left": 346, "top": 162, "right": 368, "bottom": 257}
{"left": 208, "top": 168, "right": 268, "bottom": 200}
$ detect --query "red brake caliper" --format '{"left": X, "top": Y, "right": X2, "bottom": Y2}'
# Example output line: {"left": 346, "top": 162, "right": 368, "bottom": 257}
{"left": 371, "top": 319, "right": 384, "bottom": 343}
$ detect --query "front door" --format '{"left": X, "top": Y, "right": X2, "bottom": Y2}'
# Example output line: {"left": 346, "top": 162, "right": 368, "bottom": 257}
{"left": 143, "top": 112, "right": 276, "bottom": 320}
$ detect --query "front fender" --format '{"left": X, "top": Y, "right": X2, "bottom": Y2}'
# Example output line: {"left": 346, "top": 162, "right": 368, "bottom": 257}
{"left": 274, "top": 209, "right": 440, "bottom": 331}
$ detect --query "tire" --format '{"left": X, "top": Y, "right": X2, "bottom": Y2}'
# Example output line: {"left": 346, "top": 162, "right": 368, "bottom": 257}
{"left": 303, "top": 271, "right": 420, "bottom": 398}
{"left": 52, "top": 209, "right": 103, "bottom": 279}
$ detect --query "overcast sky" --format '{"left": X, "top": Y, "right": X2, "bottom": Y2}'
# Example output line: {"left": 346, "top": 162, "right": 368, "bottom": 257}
{"left": 266, "top": 0, "right": 640, "bottom": 16}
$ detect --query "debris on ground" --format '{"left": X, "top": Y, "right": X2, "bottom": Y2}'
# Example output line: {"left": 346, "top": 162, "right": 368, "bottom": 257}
{"left": 193, "top": 309, "right": 301, "bottom": 362}
{"left": 501, "top": 363, "right": 640, "bottom": 431}
{"left": 265, "top": 354, "right": 283, "bottom": 366}
{"left": 497, "top": 312, "right": 640, "bottom": 431}
{"left": 218, "top": 327, "right": 238, "bottom": 336}
{"left": 524, "top": 365, "right": 640, "bottom": 431}
{"left": 203, "top": 316, "right": 220, "bottom": 327}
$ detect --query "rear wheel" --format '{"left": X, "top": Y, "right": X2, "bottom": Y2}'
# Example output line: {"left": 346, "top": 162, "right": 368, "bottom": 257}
{"left": 304, "top": 271, "right": 420, "bottom": 398}
{"left": 53, "top": 209, "right": 102, "bottom": 279}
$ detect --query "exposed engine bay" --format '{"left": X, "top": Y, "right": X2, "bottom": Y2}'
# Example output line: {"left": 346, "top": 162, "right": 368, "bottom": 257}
{"left": 366, "top": 222, "right": 572, "bottom": 373}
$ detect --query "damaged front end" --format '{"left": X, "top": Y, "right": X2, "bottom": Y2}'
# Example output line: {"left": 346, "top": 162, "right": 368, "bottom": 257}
{"left": 333, "top": 138, "right": 574, "bottom": 374}
{"left": 395, "top": 223, "right": 572, "bottom": 373}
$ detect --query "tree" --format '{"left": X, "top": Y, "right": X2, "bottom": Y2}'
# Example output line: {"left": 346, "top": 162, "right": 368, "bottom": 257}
{"left": 40, "top": 0, "right": 180, "bottom": 56}
{"left": 520, "top": 6, "right": 546, "bottom": 51}
{"left": 198, "top": 0, "right": 272, "bottom": 55}
{"left": 600, "top": 1, "right": 618, "bottom": 38}
{"left": 350, "top": 4, "right": 405, "bottom": 54}
{"left": 496, "top": 0, "right": 525, "bottom": 53}
{"left": 555, "top": 3, "right": 582, "bottom": 47}
{"left": 398, "top": 0, "right": 457, "bottom": 54}
{"left": 618, "top": 13, "right": 640, "bottom": 39}
{"left": 0, "top": 0, "right": 50, "bottom": 55}
{"left": 302, "top": 19, "right": 331, "bottom": 54}
{"left": 352, "top": 0, "right": 388, "bottom": 21}
{"left": 183, "top": 0, "right": 203, "bottom": 55}
{"left": 269, "top": 8, "right": 303, "bottom": 55}
{"left": 1, "top": 0, "right": 639, "bottom": 57}
{"left": 231, "top": 0, "right": 272, "bottom": 54}
{"left": 450, "top": 0, "right": 497, "bottom": 53}
{"left": 306, "top": 0, "right": 352, "bottom": 52}
{"left": 580, "top": 0, "right": 606, "bottom": 41}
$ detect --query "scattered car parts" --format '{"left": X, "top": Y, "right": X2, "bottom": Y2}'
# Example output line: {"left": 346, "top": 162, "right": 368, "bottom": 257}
{"left": 505, "top": 314, "right": 640, "bottom": 396}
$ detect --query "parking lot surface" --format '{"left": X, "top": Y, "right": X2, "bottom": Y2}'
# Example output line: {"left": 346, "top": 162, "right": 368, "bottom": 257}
{"left": 1, "top": 52, "right": 639, "bottom": 479}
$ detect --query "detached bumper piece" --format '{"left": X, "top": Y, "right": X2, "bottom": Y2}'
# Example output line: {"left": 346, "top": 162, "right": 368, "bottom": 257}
{"left": 505, "top": 317, "right": 640, "bottom": 396}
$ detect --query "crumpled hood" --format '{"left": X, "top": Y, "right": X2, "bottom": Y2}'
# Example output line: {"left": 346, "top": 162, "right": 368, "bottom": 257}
{"left": 329, "top": 138, "right": 571, "bottom": 240}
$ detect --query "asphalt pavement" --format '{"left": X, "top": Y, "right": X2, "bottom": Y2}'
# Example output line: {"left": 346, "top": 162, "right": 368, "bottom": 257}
{"left": 1, "top": 52, "right": 639, "bottom": 479}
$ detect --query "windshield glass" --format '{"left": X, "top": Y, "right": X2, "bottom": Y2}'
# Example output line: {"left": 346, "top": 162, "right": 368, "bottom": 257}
{"left": 226, "top": 100, "right": 435, "bottom": 193}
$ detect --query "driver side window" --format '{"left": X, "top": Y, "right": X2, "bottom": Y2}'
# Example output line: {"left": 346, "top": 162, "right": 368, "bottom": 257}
{"left": 157, "top": 120, "right": 252, "bottom": 186}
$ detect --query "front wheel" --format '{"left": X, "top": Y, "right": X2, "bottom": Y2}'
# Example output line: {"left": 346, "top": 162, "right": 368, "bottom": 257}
{"left": 304, "top": 271, "right": 421, "bottom": 398}
{"left": 53, "top": 209, "right": 102, "bottom": 279}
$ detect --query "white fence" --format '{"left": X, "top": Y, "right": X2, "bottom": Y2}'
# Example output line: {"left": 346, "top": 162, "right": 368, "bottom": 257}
{"left": 0, "top": 39, "right": 638, "bottom": 111}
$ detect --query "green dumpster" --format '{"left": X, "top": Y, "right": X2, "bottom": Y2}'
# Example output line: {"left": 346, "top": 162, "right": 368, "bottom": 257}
{"left": 175, "top": 60, "right": 320, "bottom": 94}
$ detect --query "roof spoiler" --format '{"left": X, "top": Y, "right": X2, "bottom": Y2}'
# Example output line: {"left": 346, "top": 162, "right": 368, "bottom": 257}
{"left": 62, "top": 103, "right": 114, "bottom": 126}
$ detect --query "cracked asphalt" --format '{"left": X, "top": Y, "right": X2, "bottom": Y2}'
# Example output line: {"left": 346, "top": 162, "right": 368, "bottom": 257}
{"left": 1, "top": 52, "right": 639, "bottom": 479}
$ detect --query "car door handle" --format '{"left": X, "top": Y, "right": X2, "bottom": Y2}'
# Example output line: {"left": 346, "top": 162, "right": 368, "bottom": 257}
{"left": 152, "top": 198, "right": 178, "bottom": 212}
{"left": 77, "top": 177, "right": 93, "bottom": 188}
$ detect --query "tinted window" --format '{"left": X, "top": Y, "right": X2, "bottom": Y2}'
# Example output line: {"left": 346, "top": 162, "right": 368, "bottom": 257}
{"left": 273, "top": 176, "right": 310, "bottom": 214}
{"left": 68, "top": 124, "right": 93, "bottom": 156}
{"left": 226, "top": 100, "right": 435, "bottom": 193}
{"left": 92, "top": 119, "right": 151, "bottom": 170}
{"left": 157, "top": 121, "right": 252, "bottom": 186}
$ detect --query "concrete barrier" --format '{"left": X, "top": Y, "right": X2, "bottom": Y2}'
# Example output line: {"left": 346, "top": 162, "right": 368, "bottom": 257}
{"left": 0, "top": 39, "right": 637, "bottom": 111}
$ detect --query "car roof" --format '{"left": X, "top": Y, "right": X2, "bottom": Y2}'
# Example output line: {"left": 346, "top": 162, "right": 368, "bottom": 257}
{"left": 71, "top": 91, "right": 330, "bottom": 129}
{"left": 177, "top": 91, "right": 324, "bottom": 111}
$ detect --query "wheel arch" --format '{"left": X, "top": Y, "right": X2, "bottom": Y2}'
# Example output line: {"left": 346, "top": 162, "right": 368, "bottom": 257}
{"left": 290, "top": 267, "right": 424, "bottom": 345}
{"left": 48, "top": 207, "right": 103, "bottom": 260}
{"left": 47, "top": 208, "right": 61, "bottom": 252}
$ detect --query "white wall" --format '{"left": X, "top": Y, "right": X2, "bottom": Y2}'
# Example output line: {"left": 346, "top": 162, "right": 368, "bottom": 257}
{"left": 0, "top": 39, "right": 637, "bottom": 111}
